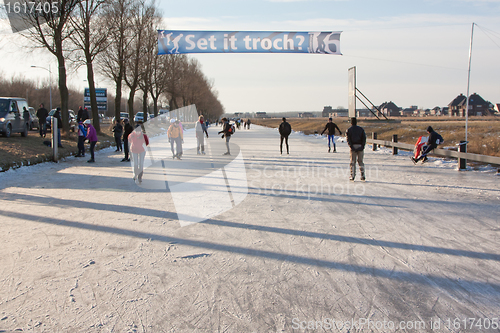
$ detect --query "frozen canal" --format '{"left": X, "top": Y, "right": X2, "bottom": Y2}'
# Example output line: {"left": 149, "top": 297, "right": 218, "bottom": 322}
{"left": 0, "top": 124, "right": 499, "bottom": 332}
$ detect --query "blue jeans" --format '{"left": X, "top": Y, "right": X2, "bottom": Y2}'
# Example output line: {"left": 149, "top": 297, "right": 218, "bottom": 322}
{"left": 328, "top": 135, "right": 336, "bottom": 149}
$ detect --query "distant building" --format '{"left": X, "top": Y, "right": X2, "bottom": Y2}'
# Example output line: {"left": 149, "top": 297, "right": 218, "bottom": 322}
{"left": 379, "top": 101, "right": 401, "bottom": 117}
{"left": 298, "top": 112, "right": 315, "bottom": 118}
{"left": 330, "top": 109, "right": 348, "bottom": 117}
{"left": 448, "top": 93, "right": 489, "bottom": 117}
{"left": 255, "top": 112, "right": 268, "bottom": 118}
{"left": 430, "top": 107, "right": 441, "bottom": 116}
{"left": 322, "top": 106, "right": 333, "bottom": 117}
{"left": 400, "top": 106, "right": 417, "bottom": 116}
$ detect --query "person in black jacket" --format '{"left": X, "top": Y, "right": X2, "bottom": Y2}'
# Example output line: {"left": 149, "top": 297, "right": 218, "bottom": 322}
{"left": 112, "top": 119, "right": 123, "bottom": 152}
{"left": 412, "top": 126, "right": 441, "bottom": 164}
{"left": 346, "top": 117, "right": 366, "bottom": 181}
{"left": 278, "top": 117, "right": 292, "bottom": 155}
{"left": 218, "top": 117, "right": 232, "bottom": 155}
{"left": 122, "top": 118, "right": 134, "bottom": 162}
{"left": 36, "top": 104, "right": 48, "bottom": 137}
{"left": 321, "top": 117, "right": 342, "bottom": 152}
{"left": 76, "top": 106, "right": 89, "bottom": 123}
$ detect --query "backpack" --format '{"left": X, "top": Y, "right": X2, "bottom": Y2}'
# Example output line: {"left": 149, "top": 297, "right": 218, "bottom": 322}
{"left": 436, "top": 133, "right": 444, "bottom": 145}
{"left": 227, "top": 124, "right": 234, "bottom": 134}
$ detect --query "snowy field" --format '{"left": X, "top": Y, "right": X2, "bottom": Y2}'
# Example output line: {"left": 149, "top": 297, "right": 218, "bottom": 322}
{"left": 0, "top": 125, "right": 499, "bottom": 332}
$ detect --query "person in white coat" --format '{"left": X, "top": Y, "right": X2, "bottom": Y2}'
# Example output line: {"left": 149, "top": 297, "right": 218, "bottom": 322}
{"left": 195, "top": 115, "right": 209, "bottom": 155}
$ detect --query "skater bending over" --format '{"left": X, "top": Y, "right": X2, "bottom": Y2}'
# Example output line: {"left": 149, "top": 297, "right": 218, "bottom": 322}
{"left": 412, "top": 126, "right": 443, "bottom": 164}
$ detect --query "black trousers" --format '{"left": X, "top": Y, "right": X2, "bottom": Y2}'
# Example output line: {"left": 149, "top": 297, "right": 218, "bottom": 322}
{"left": 280, "top": 135, "right": 289, "bottom": 153}
{"left": 123, "top": 138, "right": 129, "bottom": 160}
{"left": 115, "top": 135, "right": 122, "bottom": 151}
{"left": 78, "top": 136, "right": 85, "bottom": 155}
{"left": 416, "top": 143, "right": 437, "bottom": 161}
{"left": 90, "top": 141, "right": 97, "bottom": 160}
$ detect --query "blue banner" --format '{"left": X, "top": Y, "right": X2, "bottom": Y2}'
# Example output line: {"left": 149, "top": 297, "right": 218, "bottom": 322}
{"left": 158, "top": 31, "right": 341, "bottom": 55}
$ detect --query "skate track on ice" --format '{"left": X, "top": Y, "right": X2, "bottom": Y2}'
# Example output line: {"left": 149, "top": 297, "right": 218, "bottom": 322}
{"left": 0, "top": 124, "right": 499, "bottom": 332}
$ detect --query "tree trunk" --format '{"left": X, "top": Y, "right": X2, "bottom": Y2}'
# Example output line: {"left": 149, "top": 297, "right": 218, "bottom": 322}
{"left": 86, "top": 59, "right": 101, "bottom": 132}
{"left": 128, "top": 87, "right": 136, "bottom": 125}
{"left": 57, "top": 51, "right": 70, "bottom": 135}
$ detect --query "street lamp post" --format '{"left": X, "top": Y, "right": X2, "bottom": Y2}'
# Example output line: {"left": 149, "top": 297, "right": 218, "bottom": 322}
{"left": 31, "top": 65, "right": 52, "bottom": 111}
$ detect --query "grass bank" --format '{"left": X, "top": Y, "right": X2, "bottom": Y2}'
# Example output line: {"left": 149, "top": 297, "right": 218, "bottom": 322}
{"left": 252, "top": 117, "right": 500, "bottom": 157}
{"left": 0, "top": 129, "right": 116, "bottom": 172}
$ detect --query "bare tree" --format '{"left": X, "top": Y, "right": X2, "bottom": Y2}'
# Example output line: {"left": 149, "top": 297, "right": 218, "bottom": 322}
{"left": 123, "top": 0, "right": 158, "bottom": 124}
{"left": 97, "top": 0, "right": 134, "bottom": 122}
{"left": 69, "top": 0, "right": 111, "bottom": 132}
{"left": 21, "top": 0, "right": 80, "bottom": 134}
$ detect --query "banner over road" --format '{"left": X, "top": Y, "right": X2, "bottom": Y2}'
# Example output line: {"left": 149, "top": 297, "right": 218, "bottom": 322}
{"left": 158, "top": 30, "right": 342, "bottom": 55}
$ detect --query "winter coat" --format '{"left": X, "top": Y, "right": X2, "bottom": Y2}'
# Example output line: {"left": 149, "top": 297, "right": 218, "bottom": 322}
{"left": 321, "top": 122, "right": 341, "bottom": 136}
{"left": 168, "top": 124, "right": 183, "bottom": 139}
{"left": 128, "top": 130, "right": 149, "bottom": 153}
{"left": 346, "top": 125, "right": 366, "bottom": 151}
{"left": 195, "top": 121, "right": 208, "bottom": 137}
{"left": 86, "top": 124, "right": 98, "bottom": 142}
{"left": 123, "top": 123, "right": 134, "bottom": 141}
{"left": 78, "top": 124, "right": 87, "bottom": 137}
{"left": 279, "top": 121, "right": 292, "bottom": 136}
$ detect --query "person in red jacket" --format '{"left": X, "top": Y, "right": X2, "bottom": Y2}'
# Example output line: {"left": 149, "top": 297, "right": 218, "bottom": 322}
{"left": 128, "top": 124, "right": 149, "bottom": 184}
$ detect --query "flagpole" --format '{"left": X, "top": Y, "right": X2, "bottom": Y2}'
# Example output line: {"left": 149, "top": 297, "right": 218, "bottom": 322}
{"left": 465, "top": 22, "right": 475, "bottom": 143}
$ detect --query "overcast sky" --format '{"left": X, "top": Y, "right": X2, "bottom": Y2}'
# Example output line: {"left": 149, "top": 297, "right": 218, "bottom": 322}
{"left": 1, "top": 0, "right": 500, "bottom": 114}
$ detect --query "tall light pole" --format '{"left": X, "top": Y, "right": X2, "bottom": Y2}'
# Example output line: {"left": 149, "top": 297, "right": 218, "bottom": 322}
{"left": 31, "top": 65, "right": 52, "bottom": 111}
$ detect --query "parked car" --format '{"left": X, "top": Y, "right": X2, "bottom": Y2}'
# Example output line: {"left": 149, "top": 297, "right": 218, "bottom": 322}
{"left": 112, "top": 112, "right": 130, "bottom": 123}
{"left": 0, "top": 97, "right": 29, "bottom": 137}
{"left": 134, "top": 112, "right": 144, "bottom": 123}
{"left": 28, "top": 107, "right": 39, "bottom": 130}
{"left": 46, "top": 109, "right": 77, "bottom": 132}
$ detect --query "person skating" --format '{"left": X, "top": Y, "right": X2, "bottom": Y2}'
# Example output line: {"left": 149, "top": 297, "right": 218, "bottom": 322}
{"left": 122, "top": 118, "right": 133, "bottom": 162}
{"left": 218, "top": 117, "right": 233, "bottom": 155}
{"left": 411, "top": 126, "right": 443, "bottom": 164}
{"left": 321, "top": 117, "right": 342, "bottom": 152}
{"left": 84, "top": 119, "right": 98, "bottom": 163}
{"left": 278, "top": 117, "right": 292, "bottom": 155}
{"left": 167, "top": 119, "right": 183, "bottom": 159}
{"left": 346, "top": 117, "right": 366, "bottom": 181}
{"left": 195, "top": 115, "right": 209, "bottom": 155}
{"left": 129, "top": 124, "right": 149, "bottom": 184}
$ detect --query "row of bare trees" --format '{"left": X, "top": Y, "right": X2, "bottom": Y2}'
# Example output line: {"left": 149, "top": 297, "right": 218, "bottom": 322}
{"left": 21, "top": 0, "right": 224, "bottom": 134}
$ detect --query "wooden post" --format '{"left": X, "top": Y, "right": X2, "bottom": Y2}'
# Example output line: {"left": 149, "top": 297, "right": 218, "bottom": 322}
{"left": 392, "top": 134, "right": 398, "bottom": 155}
{"left": 52, "top": 117, "right": 58, "bottom": 162}
{"left": 459, "top": 141, "right": 467, "bottom": 170}
{"left": 372, "top": 132, "right": 377, "bottom": 151}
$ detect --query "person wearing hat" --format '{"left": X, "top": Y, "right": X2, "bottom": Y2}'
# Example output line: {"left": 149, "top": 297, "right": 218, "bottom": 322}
{"left": 412, "top": 126, "right": 443, "bottom": 164}
{"left": 122, "top": 118, "right": 134, "bottom": 162}
{"left": 167, "top": 118, "right": 183, "bottom": 159}
{"left": 321, "top": 117, "right": 342, "bottom": 152}
{"left": 84, "top": 119, "right": 98, "bottom": 163}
